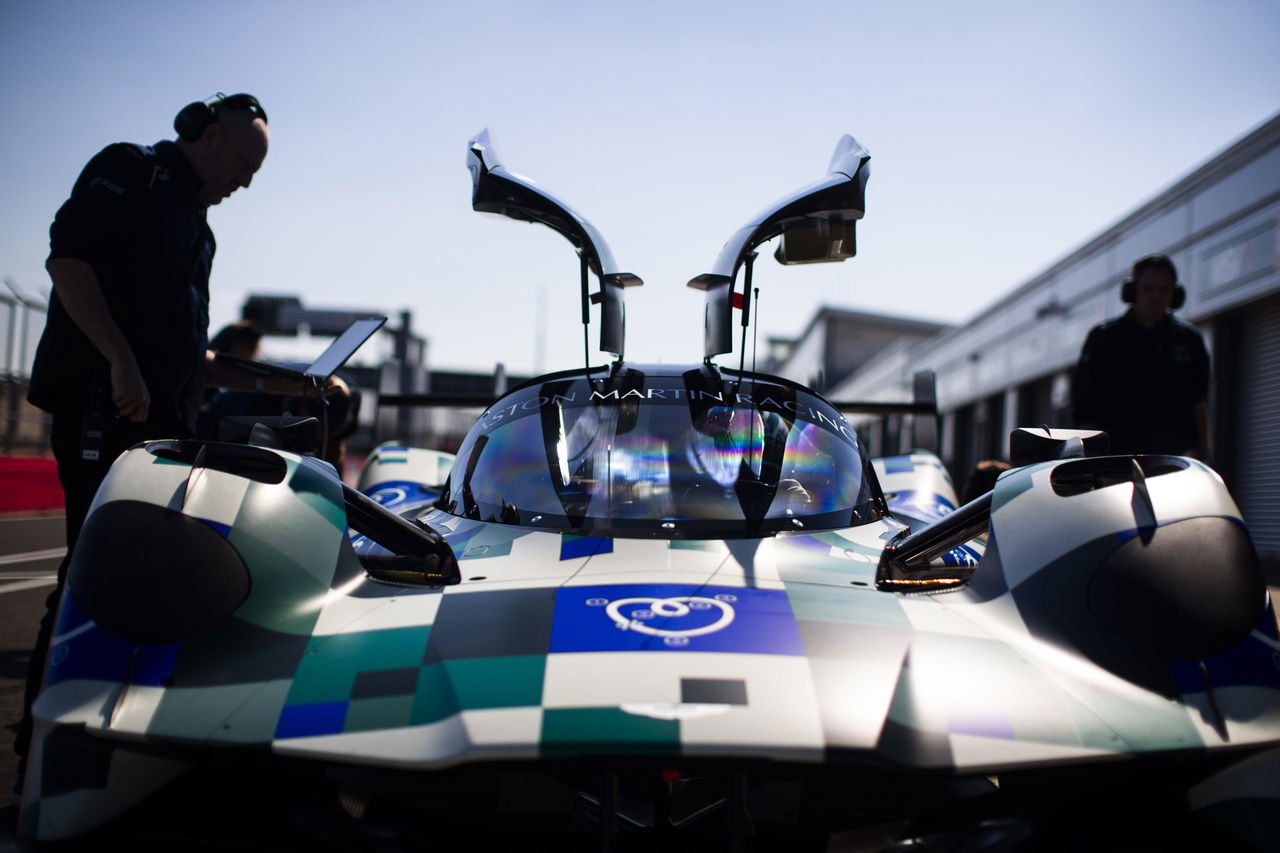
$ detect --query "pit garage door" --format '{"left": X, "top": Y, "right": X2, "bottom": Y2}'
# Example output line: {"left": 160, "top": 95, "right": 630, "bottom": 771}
{"left": 1235, "top": 293, "right": 1280, "bottom": 557}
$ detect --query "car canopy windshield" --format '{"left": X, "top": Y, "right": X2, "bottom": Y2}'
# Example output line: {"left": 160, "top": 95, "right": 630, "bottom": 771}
{"left": 439, "top": 365, "right": 880, "bottom": 536}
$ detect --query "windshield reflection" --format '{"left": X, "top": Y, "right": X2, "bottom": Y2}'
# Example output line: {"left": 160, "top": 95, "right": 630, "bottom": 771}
{"left": 442, "top": 366, "right": 881, "bottom": 536}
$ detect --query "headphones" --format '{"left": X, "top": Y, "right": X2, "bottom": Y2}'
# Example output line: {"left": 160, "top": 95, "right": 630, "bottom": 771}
{"left": 174, "top": 93, "right": 268, "bottom": 143}
{"left": 1121, "top": 253, "right": 1186, "bottom": 310}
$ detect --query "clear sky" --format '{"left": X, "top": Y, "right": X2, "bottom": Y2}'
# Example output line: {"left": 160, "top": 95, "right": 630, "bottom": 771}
{"left": 2, "top": 0, "right": 1278, "bottom": 374}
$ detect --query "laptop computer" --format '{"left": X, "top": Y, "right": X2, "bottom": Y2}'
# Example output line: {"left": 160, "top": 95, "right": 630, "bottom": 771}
{"left": 214, "top": 316, "right": 387, "bottom": 383}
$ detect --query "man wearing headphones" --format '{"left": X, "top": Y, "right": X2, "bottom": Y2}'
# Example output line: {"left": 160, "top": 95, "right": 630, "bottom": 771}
{"left": 16, "top": 93, "right": 283, "bottom": 794}
{"left": 1071, "top": 254, "right": 1211, "bottom": 460}
{"left": 29, "top": 92, "right": 273, "bottom": 550}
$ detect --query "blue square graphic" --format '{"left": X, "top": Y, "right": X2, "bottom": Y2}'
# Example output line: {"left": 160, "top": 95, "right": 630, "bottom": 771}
{"left": 550, "top": 584, "right": 804, "bottom": 655}
{"left": 45, "top": 593, "right": 136, "bottom": 687}
{"left": 275, "top": 701, "right": 349, "bottom": 739}
{"left": 560, "top": 535, "right": 613, "bottom": 560}
{"left": 882, "top": 455, "right": 915, "bottom": 475}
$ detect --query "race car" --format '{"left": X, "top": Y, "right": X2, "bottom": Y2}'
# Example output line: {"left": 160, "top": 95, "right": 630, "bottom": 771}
{"left": 18, "top": 131, "right": 1279, "bottom": 852}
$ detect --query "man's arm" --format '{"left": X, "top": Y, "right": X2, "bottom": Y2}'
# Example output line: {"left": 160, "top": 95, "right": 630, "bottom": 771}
{"left": 46, "top": 257, "right": 150, "bottom": 422}
{"left": 204, "top": 351, "right": 343, "bottom": 397}
{"left": 204, "top": 351, "right": 305, "bottom": 395}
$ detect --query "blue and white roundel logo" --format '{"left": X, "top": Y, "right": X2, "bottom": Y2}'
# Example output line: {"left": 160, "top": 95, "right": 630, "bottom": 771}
{"left": 370, "top": 486, "right": 408, "bottom": 506}
{"left": 362, "top": 480, "right": 441, "bottom": 511}
{"left": 604, "top": 595, "right": 735, "bottom": 639}
{"left": 551, "top": 584, "right": 802, "bottom": 655}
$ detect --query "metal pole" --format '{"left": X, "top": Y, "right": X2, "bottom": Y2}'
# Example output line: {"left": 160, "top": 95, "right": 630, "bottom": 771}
{"left": 580, "top": 253, "right": 591, "bottom": 372}
{"left": 396, "top": 310, "right": 412, "bottom": 442}
{"left": 738, "top": 253, "right": 756, "bottom": 375}
{"left": 3, "top": 295, "right": 17, "bottom": 453}
{"left": 3, "top": 294, "right": 15, "bottom": 377}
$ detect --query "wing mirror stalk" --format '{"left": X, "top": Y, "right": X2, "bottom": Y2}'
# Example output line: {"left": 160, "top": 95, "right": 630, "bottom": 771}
{"left": 877, "top": 492, "right": 991, "bottom": 590}
{"left": 342, "top": 483, "right": 461, "bottom": 586}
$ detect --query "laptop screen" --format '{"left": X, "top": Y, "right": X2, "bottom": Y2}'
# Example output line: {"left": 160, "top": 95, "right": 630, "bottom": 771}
{"left": 304, "top": 317, "right": 387, "bottom": 380}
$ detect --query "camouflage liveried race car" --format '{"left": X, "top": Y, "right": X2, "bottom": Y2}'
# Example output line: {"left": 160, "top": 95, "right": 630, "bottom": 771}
{"left": 18, "top": 131, "right": 1280, "bottom": 852}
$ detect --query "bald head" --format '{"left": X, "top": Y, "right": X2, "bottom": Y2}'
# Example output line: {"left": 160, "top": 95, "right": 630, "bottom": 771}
{"left": 178, "top": 106, "right": 270, "bottom": 207}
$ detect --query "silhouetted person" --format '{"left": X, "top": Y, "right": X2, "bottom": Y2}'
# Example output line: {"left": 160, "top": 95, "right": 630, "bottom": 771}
{"left": 28, "top": 93, "right": 272, "bottom": 552}
{"left": 201, "top": 321, "right": 359, "bottom": 473}
{"left": 960, "top": 459, "right": 1011, "bottom": 505}
{"left": 1072, "top": 254, "right": 1210, "bottom": 460}
{"left": 209, "top": 318, "right": 264, "bottom": 360}
{"left": 16, "top": 93, "right": 288, "bottom": 795}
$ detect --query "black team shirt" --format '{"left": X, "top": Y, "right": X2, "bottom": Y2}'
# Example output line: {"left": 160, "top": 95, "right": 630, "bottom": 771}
{"left": 1072, "top": 310, "right": 1210, "bottom": 455}
{"left": 28, "top": 140, "right": 215, "bottom": 431}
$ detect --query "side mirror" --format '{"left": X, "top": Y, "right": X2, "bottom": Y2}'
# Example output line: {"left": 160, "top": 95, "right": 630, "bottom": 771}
{"left": 878, "top": 492, "right": 989, "bottom": 591}
{"left": 342, "top": 483, "right": 461, "bottom": 585}
{"left": 219, "top": 415, "right": 323, "bottom": 455}
{"left": 1009, "top": 427, "right": 1110, "bottom": 467}
{"left": 358, "top": 544, "right": 460, "bottom": 588}
{"left": 774, "top": 218, "right": 856, "bottom": 265}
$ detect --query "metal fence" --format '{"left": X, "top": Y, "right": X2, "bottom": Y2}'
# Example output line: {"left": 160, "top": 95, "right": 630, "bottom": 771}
{"left": 2, "top": 278, "right": 51, "bottom": 453}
